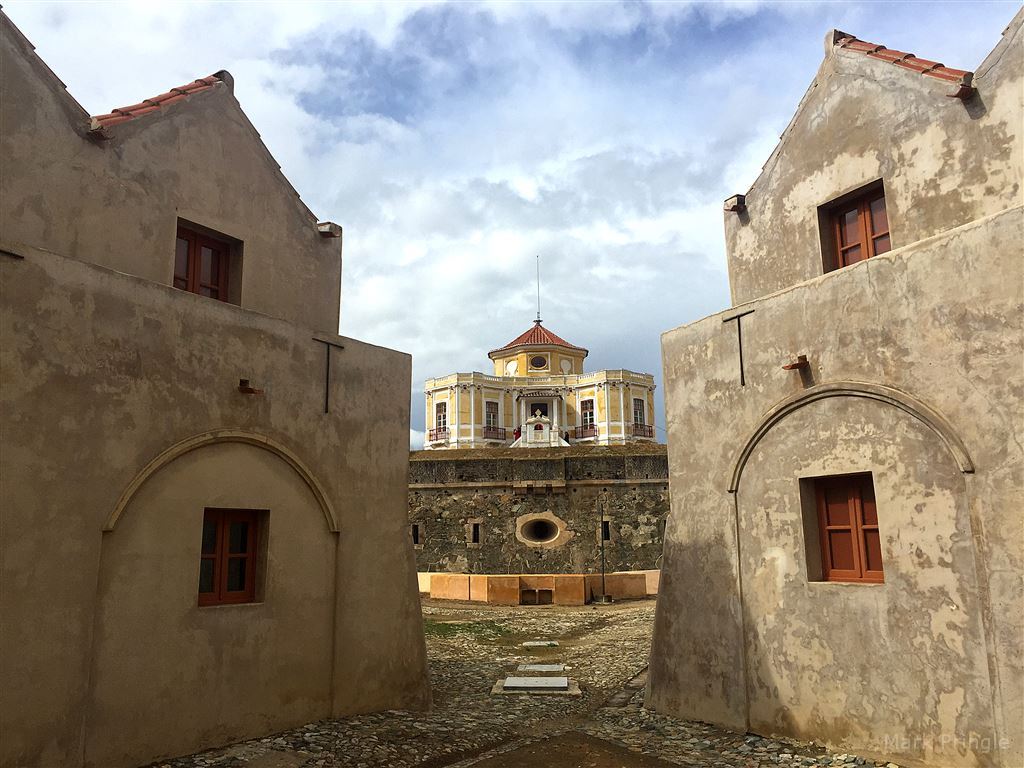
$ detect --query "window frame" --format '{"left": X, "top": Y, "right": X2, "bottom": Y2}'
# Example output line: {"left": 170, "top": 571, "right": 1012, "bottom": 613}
{"left": 580, "top": 399, "right": 595, "bottom": 428}
{"left": 175, "top": 225, "right": 232, "bottom": 302}
{"left": 435, "top": 401, "right": 447, "bottom": 430}
{"left": 484, "top": 400, "right": 499, "bottom": 428}
{"left": 632, "top": 398, "right": 646, "bottom": 426}
{"left": 813, "top": 474, "right": 884, "bottom": 584}
{"left": 198, "top": 508, "right": 260, "bottom": 606}
{"left": 823, "top": 185, "right": 891, "bottom": 272}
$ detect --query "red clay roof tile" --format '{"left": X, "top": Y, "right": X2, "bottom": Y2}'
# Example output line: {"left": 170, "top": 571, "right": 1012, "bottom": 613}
{"left": 90, "top": 75, "right": 223, "bottom": 131}
{"left": 834, "top": 32, "right": 973, "bottom": 96}
{"left": 489, "top": 321, "right": 588, "bottom": 357}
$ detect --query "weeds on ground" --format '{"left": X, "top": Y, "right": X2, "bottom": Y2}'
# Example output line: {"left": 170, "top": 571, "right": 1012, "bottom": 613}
{"left": 423, "top": 618, "right": 509, "bottom": 642}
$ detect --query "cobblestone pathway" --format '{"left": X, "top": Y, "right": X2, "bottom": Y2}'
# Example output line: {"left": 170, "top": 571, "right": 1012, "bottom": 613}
{"left": 152, "top": 600, "right": 902, "bottom": 768}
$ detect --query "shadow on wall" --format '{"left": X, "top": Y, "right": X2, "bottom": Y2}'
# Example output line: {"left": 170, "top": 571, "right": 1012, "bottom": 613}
{"left": 647, "top": 392, "right": 1002, "bottom": 768}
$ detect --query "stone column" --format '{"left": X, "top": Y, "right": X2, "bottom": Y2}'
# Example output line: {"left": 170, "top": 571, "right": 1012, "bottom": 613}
{"left": 603, "top": 383, "right": 611, "bottom": 445}
{"left": 453, "top": 385, "right": 461, "bottom": 447}
{"left": 619, "top": 380, "right": 626, "bottom": 443}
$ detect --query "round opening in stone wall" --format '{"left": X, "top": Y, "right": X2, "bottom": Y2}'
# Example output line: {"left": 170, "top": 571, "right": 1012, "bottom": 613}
{"left": 520, "top": 518, "right": 559, "bottom": 543}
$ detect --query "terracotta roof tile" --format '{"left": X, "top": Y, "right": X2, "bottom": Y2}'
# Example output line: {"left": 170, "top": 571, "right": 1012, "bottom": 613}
{"left": 488, "top": 321, "right": 588, "bottom": 357}
{"left": 834, "top": 32, "right": 974, "bottom": 97}
{"left": 90, "top": 75, "right": 224, "bottom": 131}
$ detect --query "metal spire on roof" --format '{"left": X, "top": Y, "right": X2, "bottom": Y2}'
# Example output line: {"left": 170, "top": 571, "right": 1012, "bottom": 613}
{"left": 535, "top": 254, "right": 542, "bottom": 325}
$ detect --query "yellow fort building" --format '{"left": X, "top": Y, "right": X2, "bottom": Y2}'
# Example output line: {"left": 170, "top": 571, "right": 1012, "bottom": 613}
{"left": 424, "top": 319, "right": 657, "bottom": 449}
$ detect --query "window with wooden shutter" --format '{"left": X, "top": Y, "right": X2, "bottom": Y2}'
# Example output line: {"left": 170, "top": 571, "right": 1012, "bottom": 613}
{"left": 813, "top": 474, "right": 883, "bottom": 583}
{"left": 198, "top": 509, "right": 261, "bottom": 606}
{"left": 175, "top": 225, "right": 236, "bottom": 302}
{"left": 820, "top": 184, "right": 891, "bottom": 273}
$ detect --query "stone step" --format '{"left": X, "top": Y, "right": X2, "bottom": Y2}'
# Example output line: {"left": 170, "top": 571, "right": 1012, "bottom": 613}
{"left": 503, "top": 676, "right": 570, "bottom": 691}
{"left": 490, "top": 676, "right": 582, "bottom": 696}
{"left": 517, "top": 663, "right": 566, "bottom": 673}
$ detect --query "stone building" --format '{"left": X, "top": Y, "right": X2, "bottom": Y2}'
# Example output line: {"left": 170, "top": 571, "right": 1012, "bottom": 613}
{"left": 649, "top": 15, "right": 1022, "bottom": 768}
{"left": 414, "top": 323, "right": 669, "bottom": 591}
{"left": 0, "top": 12, "right": 428, "bottom": 768}
{"left": 423, "top": 320, "right": 657, "bottom": 449}
{"left": 409, "top": 444, "right": 669, "bottom": 576}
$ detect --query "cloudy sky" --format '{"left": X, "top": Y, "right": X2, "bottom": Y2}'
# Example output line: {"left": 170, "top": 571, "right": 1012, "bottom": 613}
{"left": 7, "top": 1, "right": 1016, "bottom": 447}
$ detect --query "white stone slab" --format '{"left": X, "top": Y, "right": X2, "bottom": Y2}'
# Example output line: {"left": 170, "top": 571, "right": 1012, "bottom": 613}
{"left": 491, "top": 677, "right": 582, "bottom": 697}
{"left": 503, "top": 676, "right": 569, "bottom": 691}
{"left": 517, "top": 663, "right": 565, "bottom": 673}
{"left": 522, "top": 640, "right": 559, "bottom": 647}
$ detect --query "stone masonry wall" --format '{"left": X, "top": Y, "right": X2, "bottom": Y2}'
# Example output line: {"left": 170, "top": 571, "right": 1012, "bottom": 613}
{"left": 408, "top": 446, "right": 669, "bottom": 574}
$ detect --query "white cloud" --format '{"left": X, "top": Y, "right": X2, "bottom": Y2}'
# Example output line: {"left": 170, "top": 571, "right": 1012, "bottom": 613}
{"left": 5, "top": 0, "right": 1013, "bottom": 440}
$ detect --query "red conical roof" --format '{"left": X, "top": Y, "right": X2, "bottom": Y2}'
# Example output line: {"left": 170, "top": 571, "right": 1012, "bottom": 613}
{"left": 488, "top": 321, "right": 588, "bottom": 358}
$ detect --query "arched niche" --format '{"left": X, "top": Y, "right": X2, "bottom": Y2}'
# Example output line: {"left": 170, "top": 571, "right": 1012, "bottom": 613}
{"left": 104, "top": 429, "right": 338, "bottom": 532}
{"left": 728, "top": 381, "right": 973, "bottom": 493}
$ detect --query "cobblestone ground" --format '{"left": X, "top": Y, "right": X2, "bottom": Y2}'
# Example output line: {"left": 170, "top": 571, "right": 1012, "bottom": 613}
{"left": 152, "top": 600, "right": 903, "bottom": 768}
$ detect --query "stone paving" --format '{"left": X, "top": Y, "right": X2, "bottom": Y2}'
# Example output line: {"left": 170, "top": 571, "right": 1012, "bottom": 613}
{"left": 150, "top": 600, "right": 904, "bottom": 768}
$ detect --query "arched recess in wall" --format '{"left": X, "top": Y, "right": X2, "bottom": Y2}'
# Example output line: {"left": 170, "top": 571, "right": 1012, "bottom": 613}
{"left": 104, "top": 429, "right": 339, "bottom": 532}
{"left": 728, "top": 381, "right": 974, "bottom": 493}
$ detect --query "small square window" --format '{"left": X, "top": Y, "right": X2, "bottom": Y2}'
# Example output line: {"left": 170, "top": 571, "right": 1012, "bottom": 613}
{"left": 198, "top": 509, "right": 261, "bottom": 606}
{"left": 820, "top": 184, "right": 890, "bottom": 273}
{"left": 802, "top": 473, "right": 883, "bottom": 583}
{"left": 174, "top": 223, "right": 241, "bottom": 303}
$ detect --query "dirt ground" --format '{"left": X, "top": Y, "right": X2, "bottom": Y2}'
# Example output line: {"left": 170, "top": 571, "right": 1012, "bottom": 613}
{"left": 468, "top": 731, "right": 678, "bottom": 768}
{"left": 151, "top": 599, "right": 901, "bottom": 768}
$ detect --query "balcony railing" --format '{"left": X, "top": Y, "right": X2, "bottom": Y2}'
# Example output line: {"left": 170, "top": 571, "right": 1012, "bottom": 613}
{"left": 574, "top": 426, "right": 598, "bottom": 439}
{"left": 632, "top": 424, "right": 654, "bottom": 438}
{"left": 482, "top": 426, "right": 506, "bottom": 440}
{"left": 428, "top": 428, "right": 449, "bottom": 442}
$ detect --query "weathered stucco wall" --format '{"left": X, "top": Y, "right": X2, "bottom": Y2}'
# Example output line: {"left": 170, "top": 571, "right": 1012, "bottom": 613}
{"left": 650, "top": 206, "right": 1023, "bottom": 767}
{"left": 0, "top": 246, "right": 431, "bottom": 768}
{"left": 89, "top": 442, "right": 337, "bottom": 766}
{"left": 0, "top": 13, "right": 341, "bottom": 332}
{"left": 652, "top": 15, "right": 1022, "bottom": 767}
{"left": 739, "top": 397, "right": 991, "bottom": 756}
{"left": 0, "top": 12, "right": 429, "bottom": 768}
{"left": 409, "top": 446, "right": 669, "bottom": 574}
{"left": 725, "top": 17, "right": 1022, "bottom": 305}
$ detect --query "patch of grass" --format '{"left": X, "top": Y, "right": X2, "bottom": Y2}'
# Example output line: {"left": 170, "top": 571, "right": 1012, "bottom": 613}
{"left": 423, "top": 618, "right": 509, "bottom": 641}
